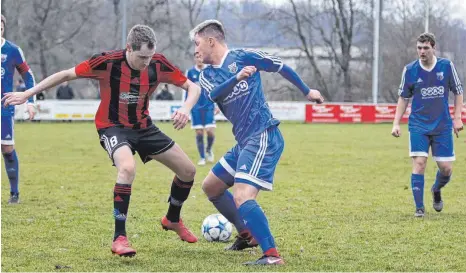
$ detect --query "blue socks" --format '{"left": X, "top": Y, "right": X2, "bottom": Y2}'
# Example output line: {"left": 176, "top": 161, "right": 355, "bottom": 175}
{"left": 196, "top": 134, "right": 205, "bottom": 159}
{"left": 207, "top": 135, "right": 215, "bottom": 153}
{"left": 209, "top": 191, "right": 247, "bottom": 233}
{"left": 238, "top": 200, "right": 276, "bottom": 254}
{"left": 432, "top": 170, "right": 451, "bottom": 192}
{"left": 3, "top": 150, "right": 19, "bottom": 194}
{"left": 411, "top": 174, "right": 425, "bottom": 209}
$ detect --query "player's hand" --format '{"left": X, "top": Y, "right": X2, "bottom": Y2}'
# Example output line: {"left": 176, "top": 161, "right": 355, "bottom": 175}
{"left": 27, "top": 104, "right": 35, "bottom": 120}
{"left": 453, "top": 118, "right": 463, "bottom": 138}
{"left": 306, "top": 89, "right": 324, "bottom": 104}
{"left": 236, "top": 66, "right": 257, "bottom": 81}
{"left": 391, "top": 124, "right": 401, "bottom": 137}
{"left": 214, "top": 107, "right": 220, "bottom": 115}
{"left": 2, "top": 92, "right": 29, "bottom": 106}
{"left": 171, "top": 107, "right": 190, "bottom": 130}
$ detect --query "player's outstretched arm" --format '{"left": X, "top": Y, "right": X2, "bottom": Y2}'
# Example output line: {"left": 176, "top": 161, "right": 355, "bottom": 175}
{"left": 171, "top": 79, "right": 201, "bottom": 130}
{"left": 391, "top": 97, "right": 409, "bottom": 137}
{"left": 453, "top": 94, "right": 464, "bottom": 138}
{"left": 278, "top": 64, "right": 324, "bottom": 103}
{"left": 180, "top": 79, "right": 201, "bottom": 113}
{"left": 2, "top": 68, "right": 78, "bottom": 106}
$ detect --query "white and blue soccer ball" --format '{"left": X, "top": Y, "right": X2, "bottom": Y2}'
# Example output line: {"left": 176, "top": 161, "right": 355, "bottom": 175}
{"left": 201, "top": 213, "right": 233, "bottom": 242}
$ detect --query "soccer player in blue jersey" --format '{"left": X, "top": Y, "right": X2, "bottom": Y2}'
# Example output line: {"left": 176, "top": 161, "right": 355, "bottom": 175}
{"left": 1, "top": 14, "right": 36, "bottom": 204}
{"left": 183, "top": 52, "right": 217, "bottom": 166}
{"left": 391, "top": 33, "right": 463, "bottom": 217}
{"left": 190, "top": 20, "right": 324, "bottom": 265}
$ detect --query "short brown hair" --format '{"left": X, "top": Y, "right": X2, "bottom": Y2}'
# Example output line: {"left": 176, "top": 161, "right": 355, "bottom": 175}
{"left": 126, "top": 25, "right": 157, "bottom": 51}
{"left": 417, "top": 32, "right": 436, "bottom": 47}
{"left": 190, "top": 20, "right": 226, "bottom": 42}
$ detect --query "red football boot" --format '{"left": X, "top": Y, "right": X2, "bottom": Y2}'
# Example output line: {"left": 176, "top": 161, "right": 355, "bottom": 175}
{"left": 111, "top": 235, "right": 136, "bottom": 257}
{"left": 161, "top": 216, "right": 198, "bottom": 243}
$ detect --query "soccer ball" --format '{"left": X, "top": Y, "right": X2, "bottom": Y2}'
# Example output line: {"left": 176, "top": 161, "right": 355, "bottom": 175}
{"left": 201, "top": 214, "right": 233, "bottom": 242}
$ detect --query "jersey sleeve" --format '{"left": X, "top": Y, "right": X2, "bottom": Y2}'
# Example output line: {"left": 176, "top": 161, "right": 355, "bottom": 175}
{"left": 448, "top": 61, "right": 463, "bottom": 95}
{"left": 242, "top": 49, "right": 283, "bottom": 73}
{"left": 199, "top": 71, "right": 216, "bottom": 102}
{"left": 398, "top": 66, "right": 413, "bottom": 98}
{"left": 156, "top": 55, "right": 187, "bottom": 87}
{"left": 75, "top": 53, "right": 108, "bottom": 79}
{"left": 13, "top": 47, "right": 35, "bottom": 87}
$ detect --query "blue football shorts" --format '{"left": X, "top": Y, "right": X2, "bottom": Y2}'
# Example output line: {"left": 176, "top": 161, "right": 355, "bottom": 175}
{"left": 409, "top": 130, "right": 455, "bottom": 161}
{"left": 191, "top": 109, "right": 216, "bottom": 129}
{"left": 212, "top": 125, "right": 284, "bottom": 191}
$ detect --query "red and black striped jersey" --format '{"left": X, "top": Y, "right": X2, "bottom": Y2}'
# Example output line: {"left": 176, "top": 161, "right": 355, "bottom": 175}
{"left": 75, "top": 49, "right": 187, "bottom": 129}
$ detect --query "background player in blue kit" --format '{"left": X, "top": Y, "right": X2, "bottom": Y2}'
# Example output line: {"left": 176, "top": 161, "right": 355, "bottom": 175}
{"left": 391, "top": 33, "right": 463, "bottom": 217}
{"left": 1, "top": 14, "right": 36, "bottom": 204}
{"left": 184, "top": 52, "right": 217, "bottom": 166}
{"left": 190, "top": 20, "right": 324, "bottom": 265}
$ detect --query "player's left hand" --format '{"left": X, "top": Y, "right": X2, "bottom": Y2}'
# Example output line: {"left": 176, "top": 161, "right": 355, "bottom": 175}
{"left": 214, "top": 107, "right": 220, "bottom": 115}
{"left": 2, "top": 92, "right": 29, "bottom": 106}
{"left": 172, "top": 107, "right": 190, "bottom": 130}
{"left": 307, "top": 89, "right": 324, "bottom": 104}
{"left": 453, "top": 118, "right": 463, "bottom": 138}
{"left": 27, "top": 104, "right": 35, "bottom": 120}
{"left": 236, "top": 66, "right": 257, "bottom": 81}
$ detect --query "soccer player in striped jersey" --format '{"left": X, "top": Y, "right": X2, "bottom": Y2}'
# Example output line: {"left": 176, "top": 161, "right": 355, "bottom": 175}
{"left": 190, "top": 20, "right": 324, "bottom": 265}
{"left": 1, "top": 14, "right": 36, "bottom": 204}
{"left": 3, "top": 25, "right": 201, "bottom": 257}
{"left": 183, "top": 52, "right": 217, "bottom": 166}
{"left": 392, "top": 33, "right": 463, "bottom": 217}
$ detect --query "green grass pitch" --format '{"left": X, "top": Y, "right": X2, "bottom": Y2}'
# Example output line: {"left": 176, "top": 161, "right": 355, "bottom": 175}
{"left": 2, "top": 122, "right": 466, "bottom": 271}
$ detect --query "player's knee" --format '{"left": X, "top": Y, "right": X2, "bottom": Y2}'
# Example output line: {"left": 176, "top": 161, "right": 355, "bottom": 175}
{"left": 439, "top": 165, "right": 452, "bottom": 176}
{"left": 1, "top": 145, "right": 14, "bottom": 154}
{"left": 201, "top": 180, "right": 213, "bottom": 197}
{"left": 233, "top": 192, "right": 253, "bottom": 207}
{"left": 178, "top": 162, "right": 196, "bottom": 182}
{"left": 412, "top": 159, "right": 427, "bottom": 174}
{"left": 202, "top": 179, "right": 220, "bottom": 198}
{"left": 117, "top": 163, "right": 136, "bottom": 183}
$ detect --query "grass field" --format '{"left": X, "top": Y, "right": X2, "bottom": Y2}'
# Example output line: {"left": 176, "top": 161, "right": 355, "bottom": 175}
{"left": 2, "top": 122, "right": 466, "bottom": 272}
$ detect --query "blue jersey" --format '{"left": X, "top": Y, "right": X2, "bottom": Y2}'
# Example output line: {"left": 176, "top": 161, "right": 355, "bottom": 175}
{"left": 184, "top": 66, "right": 214, "bottom": 111}
{"left": 1, "top": 39, "right": 35, "bottom": 116}
{"left": 199, "top": 49, "right": 283, "bottom": 146}
{"left": 399, "top": 57, "right": 463, "bottom": 134}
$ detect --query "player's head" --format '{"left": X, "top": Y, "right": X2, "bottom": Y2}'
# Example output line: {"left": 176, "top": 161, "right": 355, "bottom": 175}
{"left": 416, "top": 32, "right": 436, "bottom": 63}
{"left": 190, "top": 20, "right": 226, "bottom": 64}
{"left": 126, "top": 24, "right": 157, "bottom": 70}
{"left": 194, "top": 52, "right": 203, "bottom": 66}
{"left": 1, "top": 14, "right": 6, "bottom": 38}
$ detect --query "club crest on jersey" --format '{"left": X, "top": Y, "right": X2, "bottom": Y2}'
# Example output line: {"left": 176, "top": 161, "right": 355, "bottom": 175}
{"left": 1, "top": 54, "right": 7, "bottom": 62}
{"left": 228, "top": 62, "right": 238, "bottom": 73}
{"left": 436, "top": 72, "right": 444, "bottom": 81}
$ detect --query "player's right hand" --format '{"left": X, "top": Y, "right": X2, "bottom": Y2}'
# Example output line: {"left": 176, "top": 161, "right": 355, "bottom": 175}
{"left": 2, "top": 91, "right": 29, "bottom": 106}
{"left": 391, "top": 125, "right": 401, "bottom": 137}
{"left": 171, "top": 107, "right": 190, "bottom": 130}
{"left": 307, "top": 89, "right": 324, "bottom": 104}
{"left": 236, "top": 66, "right": 257, "bottom": 81}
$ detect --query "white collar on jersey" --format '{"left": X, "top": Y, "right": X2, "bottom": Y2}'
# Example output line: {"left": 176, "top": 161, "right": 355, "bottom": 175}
{"left": 419, "top": 56, "right": 437, "bottom": 72}
{"left": 212, "top": 50, "right": 230, "bottom": 68}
